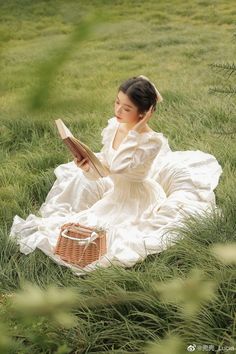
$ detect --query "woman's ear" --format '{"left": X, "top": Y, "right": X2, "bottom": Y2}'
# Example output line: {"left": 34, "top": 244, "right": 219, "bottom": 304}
{"left": 139, "top": 111, "right": 147, "bottom": 119}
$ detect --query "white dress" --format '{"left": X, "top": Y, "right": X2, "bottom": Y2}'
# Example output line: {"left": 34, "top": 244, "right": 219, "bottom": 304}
{"left": 10, "top": 117, "right": 223, "bottom": 276}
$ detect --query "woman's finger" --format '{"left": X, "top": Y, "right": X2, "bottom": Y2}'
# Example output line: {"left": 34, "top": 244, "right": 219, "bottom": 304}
{"left": 143, "top": 109, "right": 153, "bottom": 121}
{"left": 78, "top": 158, "right": 87, "bottom": 166}
{"left": 74, "top": 158, "right": 79, "bottom": 166}
{"left": 147, "top": 105, "right": 154, "bottom": 115}
{"left": 143, "top": 105, "right": 153, "bottom": 119}
{"left": 74, "top": 158, "right": 86, "bottom": 166}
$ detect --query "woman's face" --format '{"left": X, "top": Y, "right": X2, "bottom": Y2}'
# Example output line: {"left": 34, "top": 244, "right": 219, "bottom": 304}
{"left": 114, "top": 91, "right": 141, "bottom": 124}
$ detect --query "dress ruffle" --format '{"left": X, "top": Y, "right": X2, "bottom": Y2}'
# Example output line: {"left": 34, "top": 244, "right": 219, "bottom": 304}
{"left": 149, "top": 149, "right": 222, "bottom": 203}
{"left": 101, "top": 117, "right": 117, "bottom": 146}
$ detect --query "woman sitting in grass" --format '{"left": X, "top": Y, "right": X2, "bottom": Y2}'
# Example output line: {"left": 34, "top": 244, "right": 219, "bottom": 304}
{"left": 10, "top": 75, "right": 222, "bottom": 275}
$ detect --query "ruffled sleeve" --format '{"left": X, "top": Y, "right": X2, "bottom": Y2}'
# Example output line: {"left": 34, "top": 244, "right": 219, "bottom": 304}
{"left": 110, "top": 130, "right": 163, "bottom": 181}
{"left": 101, "top": 117, "right": 117, "bottom": 146}
{"left": 82, "top": 117, "right": 116, "bottom": 181}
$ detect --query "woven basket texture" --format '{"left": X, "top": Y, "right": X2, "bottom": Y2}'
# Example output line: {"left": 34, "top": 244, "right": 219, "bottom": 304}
{"left": 54, "top": 222, "right": 106, "bottom": 267}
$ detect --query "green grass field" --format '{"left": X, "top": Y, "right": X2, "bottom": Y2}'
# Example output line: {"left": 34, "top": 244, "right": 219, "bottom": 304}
{"left": 0, "top": 0, "right": 235, "bottom": 353}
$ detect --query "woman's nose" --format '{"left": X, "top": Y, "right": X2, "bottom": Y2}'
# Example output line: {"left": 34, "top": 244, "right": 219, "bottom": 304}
{"left": 116, "top": 105, "right": 122, "bottom": 114}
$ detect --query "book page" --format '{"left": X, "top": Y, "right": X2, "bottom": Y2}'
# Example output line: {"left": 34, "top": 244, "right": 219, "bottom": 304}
{"left": 55, "top": 119, "right": 73, "bottom": 139}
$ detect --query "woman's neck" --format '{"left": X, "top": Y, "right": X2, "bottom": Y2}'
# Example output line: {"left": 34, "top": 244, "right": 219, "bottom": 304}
{"left": 122, "top": 122, "right": 149, "bottom": 133}
{"left": 123, "top": 122, "right": 136, "bottom": 131}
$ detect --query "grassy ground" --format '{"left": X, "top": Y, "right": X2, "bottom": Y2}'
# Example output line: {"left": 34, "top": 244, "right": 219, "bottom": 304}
{"left": 0, "top": 0, "right": 235, "bottom": 353}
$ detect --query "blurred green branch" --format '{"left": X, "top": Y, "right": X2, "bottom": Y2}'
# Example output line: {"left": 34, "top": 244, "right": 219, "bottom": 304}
{"left": 28, "top": 11, "right": 108, "bottom": 111}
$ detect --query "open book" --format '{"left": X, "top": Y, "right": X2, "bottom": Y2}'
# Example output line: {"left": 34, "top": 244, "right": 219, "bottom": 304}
{"left": 55, "top": 119, "right": 110, "bottom": 178}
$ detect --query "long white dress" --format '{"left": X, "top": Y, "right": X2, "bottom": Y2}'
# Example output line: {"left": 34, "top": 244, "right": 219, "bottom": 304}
{"left": 10, "top": 117, "right": 223, "bottom": 276}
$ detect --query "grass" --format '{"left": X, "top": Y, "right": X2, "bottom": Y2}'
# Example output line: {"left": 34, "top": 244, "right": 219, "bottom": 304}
{"left": 0, "top": 0, "right": 235, "bottom": 353}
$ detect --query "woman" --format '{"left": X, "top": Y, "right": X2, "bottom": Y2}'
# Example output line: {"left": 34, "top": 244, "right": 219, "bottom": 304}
{"left": 10, "top": 75, "right": 223, "bottom": 275}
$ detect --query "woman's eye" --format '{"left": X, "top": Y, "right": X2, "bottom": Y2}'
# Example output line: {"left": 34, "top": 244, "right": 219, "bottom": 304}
{"left": 115, "top": 101, "right": 130, "bottom": 112}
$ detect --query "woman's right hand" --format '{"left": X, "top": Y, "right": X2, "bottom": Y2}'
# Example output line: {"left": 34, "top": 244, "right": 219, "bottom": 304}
{"left": 74, "top": 157, "right": 90, "bottom": 172}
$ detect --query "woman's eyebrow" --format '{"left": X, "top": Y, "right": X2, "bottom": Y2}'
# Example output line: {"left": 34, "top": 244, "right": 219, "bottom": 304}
{"left": 116, "top": 97, "right": 133, "bottom": 108}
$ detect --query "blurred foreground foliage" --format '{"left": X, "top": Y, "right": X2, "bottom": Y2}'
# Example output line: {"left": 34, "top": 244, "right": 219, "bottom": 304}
{"left": 0, "top": 240, "right": 235, "bottom": 353}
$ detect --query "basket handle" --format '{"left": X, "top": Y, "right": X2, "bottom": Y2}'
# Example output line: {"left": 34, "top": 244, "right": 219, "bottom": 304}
{"left": 61, "top": 229, "right": 100, "bottom": 245}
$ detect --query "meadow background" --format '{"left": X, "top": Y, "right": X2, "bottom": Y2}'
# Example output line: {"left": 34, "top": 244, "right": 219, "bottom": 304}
{"left": 0, "top": 0, "right": 235, "bottom": 353}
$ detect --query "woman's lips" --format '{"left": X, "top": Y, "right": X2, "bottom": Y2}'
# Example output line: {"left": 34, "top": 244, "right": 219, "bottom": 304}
{"left": 116, "top": 116, "right": 122, "bottom": 120}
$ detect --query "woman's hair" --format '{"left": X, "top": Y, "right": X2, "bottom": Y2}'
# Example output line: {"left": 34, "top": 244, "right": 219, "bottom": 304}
{"left": 118, "top": 76, "right": 163, "bottom": 115}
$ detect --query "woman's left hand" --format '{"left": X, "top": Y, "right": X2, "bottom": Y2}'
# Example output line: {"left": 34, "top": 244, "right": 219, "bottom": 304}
{"left": 132, "top": 105, "right": 154, "bottom": 133}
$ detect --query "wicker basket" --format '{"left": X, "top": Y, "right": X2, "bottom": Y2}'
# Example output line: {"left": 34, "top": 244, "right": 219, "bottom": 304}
{"left": 54, "top": 222, "right": 107, "bottom": 267}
